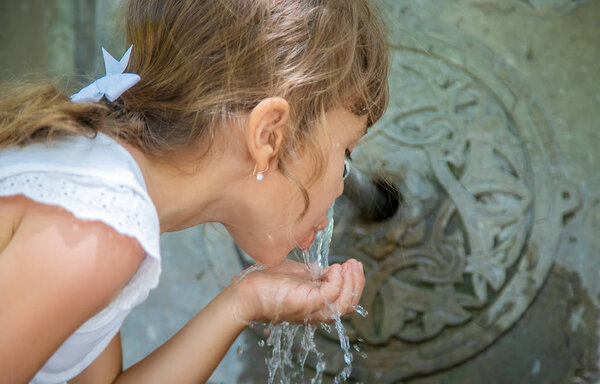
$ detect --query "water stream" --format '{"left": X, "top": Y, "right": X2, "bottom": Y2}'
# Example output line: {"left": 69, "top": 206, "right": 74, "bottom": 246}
{"left": 262, "top": 206, "right": 366, "bottom": 384}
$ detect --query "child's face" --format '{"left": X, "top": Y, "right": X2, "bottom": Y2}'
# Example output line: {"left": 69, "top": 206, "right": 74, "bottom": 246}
{"left": 226, "top": 107, "right": 367, "bottom": 267}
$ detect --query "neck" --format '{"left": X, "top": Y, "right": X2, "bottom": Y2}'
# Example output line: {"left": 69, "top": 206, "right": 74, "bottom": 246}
{"left": 120, "top": 143, "right": 239, "bottom": 233}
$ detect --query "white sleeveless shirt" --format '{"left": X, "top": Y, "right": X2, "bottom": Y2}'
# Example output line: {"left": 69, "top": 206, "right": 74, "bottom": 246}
{"left": 0, "top": 133, "right": 162, "bottom": 384}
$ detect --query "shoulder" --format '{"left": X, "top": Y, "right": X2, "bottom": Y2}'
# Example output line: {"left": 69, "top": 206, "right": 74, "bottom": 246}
{"left": 4, "top": 195, "right": 146, "bottom": 312}
{"left": 0, "top": 166, "right": 161, "bottom": 261}
{"left": 0, "top": 196, "right": 145, "bottom": 382}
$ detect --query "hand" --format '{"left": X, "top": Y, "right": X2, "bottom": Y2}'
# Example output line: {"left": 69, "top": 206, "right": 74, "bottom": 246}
{"left": 230, "top": 258, "right": 365, "bottom": 325}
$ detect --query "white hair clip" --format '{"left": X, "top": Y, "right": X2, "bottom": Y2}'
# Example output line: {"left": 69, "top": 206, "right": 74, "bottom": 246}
{"left": 71, "top": 45, "right": 140, "bottom": 103}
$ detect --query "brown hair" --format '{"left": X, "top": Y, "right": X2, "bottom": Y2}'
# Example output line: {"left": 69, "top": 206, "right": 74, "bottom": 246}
{"left": 0, "top": 0, "right": 389, "bottom": 212}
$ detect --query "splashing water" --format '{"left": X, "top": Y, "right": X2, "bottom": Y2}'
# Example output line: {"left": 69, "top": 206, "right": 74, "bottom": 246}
{"left": 302, "top": 209, "right": 334, "bottom": 280}
{"left": 238, "top": 263, "right": 265, "bottom": 281}
{"left": 265, "top": 322, "right": 301, "bottom": 383}
{"left": 353, "top": 304, "right": 368, "bottom": 318}
{"left": 264, "top": 205, "right": 363, "bottom": 383}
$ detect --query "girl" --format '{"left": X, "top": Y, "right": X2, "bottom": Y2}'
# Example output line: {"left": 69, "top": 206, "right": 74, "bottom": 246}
{"left": 0, "top": 0, "right": 389, "bottom": 383}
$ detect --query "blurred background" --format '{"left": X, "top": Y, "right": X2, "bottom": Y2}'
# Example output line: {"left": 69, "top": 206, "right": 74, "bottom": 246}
{"left": 1, "top": 0, "right": 599, "bottom": 383}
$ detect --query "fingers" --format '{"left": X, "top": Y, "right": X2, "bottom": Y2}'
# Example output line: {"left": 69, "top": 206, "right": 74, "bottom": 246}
{"left": 335, "top": 261, "right": 356, "bottom": 316}
{"left": 311, "top": 263, "right": 343, "bottom": 305}
{"left": 341, "top": 259, "right": 365, "bottom": 315}
{"left": 306, "top": 259, "right": 365, "bottom": 323}
{"left": 251, "top": 259, "right": 366, "bottom": 326}
{"left": 352, "top": 261, "right": 365, "bottom": 308}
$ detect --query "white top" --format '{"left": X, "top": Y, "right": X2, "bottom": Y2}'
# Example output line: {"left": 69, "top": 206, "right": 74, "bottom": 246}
{"left": 0, "top": 133, "right": 162, "bottom": 384}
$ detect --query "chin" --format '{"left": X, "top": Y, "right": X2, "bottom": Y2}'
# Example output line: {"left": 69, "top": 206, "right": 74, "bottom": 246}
{"left": 244, "top": 243, "right": 293, "bottom": 268}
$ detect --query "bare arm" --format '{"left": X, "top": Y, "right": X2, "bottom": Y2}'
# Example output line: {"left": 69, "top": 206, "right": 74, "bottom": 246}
{"left": 113, "top": 260, "right": 363, "bottom": 384}
{"left": 69, "top": 332, "right": 123, "bottom": 384}
{"left": 70, "top": 287, "right": 246, "bottom": 384}
{"left": 115, "top": 284, "right": 245, "bottom": 384}
{"left": 0, "top": 197, "right": 145, "bottom": 383}
{"left": 75, "top": 263, "right": 362, "bottom": 384}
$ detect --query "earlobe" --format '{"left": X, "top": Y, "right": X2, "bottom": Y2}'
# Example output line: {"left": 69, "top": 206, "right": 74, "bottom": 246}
{"left": 246, "top": 97, "right": 290, "bottom": 172}
{"left": 253, "top": 163, "right": 269, "bottom": 181}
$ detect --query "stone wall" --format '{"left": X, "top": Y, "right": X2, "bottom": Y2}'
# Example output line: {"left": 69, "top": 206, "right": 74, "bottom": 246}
{"left": 0, "top": 0, "right": 125, "bottom": 84}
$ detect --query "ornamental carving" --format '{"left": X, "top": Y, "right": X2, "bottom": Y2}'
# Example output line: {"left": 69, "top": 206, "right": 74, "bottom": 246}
{"left": 509, "top": 0, "right": 588, "bottom": 11}
{"left": 310, "top": 22, "right": 582, "bottom": 383}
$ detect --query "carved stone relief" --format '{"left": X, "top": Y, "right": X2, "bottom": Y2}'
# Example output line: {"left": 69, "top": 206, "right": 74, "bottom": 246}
{"left": 308, "top": 22, "right": 582, "bottom": 384}
{"left": 509, "top": 0, "right": 588, "bottom": 11}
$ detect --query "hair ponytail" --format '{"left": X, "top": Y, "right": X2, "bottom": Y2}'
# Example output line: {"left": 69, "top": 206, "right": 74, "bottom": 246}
{"left": 0, "top": 82, "right": 116, "bottom": 150}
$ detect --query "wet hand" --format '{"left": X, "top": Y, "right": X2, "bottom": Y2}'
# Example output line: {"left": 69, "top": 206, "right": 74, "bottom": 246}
{"left": 230, "top": 258, "right": 364, "bottom": 325}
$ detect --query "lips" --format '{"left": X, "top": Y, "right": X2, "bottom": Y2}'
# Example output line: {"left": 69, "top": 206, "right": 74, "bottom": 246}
{"left": 299, "top": 220, "right": 329, "bottom": 251}
{"left": 315, "top": 222, "right": 328, "bottom": 232}
{"left": 300, "top": 230, "right": 317, "bottom": 251}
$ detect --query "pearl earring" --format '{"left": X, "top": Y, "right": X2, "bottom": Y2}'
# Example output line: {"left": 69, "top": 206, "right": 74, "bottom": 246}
{"left": 253, "top": 163, "right": 269, "bottom": 181}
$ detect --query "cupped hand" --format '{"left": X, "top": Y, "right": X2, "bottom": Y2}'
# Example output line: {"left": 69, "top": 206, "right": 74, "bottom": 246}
{"left": 231, "top": 258, "right": 365, "bottom": 325}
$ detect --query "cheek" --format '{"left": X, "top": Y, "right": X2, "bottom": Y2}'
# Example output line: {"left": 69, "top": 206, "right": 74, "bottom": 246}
{"left": 268, "top": 147, "right": 345, "bottom": 248}
{"left": 297, "top": 157, "right": 345, "bottom": 229}
{"left": 324, "top": 152, "right": 346, "bottom": 199}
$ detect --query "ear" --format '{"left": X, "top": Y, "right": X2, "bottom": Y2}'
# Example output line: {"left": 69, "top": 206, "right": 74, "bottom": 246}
{"left": 246, "top": 97, "right": 290, "bottom": 173}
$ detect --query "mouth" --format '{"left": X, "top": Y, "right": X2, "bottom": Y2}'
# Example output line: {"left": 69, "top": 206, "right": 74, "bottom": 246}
{"left": 299, "top": 220, "right": 330, "bottom": 251}
{"left": 299, "top": 230, "right": 317, "bottom": 251}
{"left": 315, "top": 222, "right": 328, "bottom": 232}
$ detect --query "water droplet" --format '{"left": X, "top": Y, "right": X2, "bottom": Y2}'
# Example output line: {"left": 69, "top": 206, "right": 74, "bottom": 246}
{"left": 353, "top": 344, "right": 361, "bottom": 352}
{"left": 344, "top": 352, "right": 353, "bottom": 365}
{"left": 353, "top": 304, "right": 368, "bottom": 317}
{"left": 258, "top": 340, "right": 265, "bottom": 347}
{"left": 320, "top": 323, "right": 332, "bottom": 333}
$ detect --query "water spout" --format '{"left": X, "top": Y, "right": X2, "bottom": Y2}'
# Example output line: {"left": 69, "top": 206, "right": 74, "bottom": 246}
{"left": 343, "top": 166, "right": 401, "bottom": 221}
